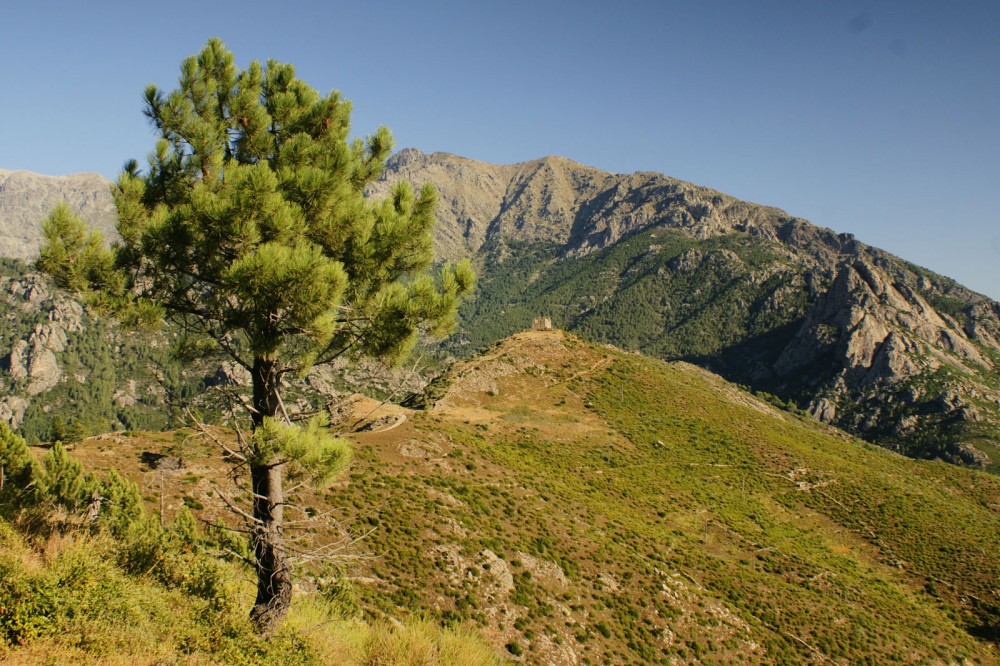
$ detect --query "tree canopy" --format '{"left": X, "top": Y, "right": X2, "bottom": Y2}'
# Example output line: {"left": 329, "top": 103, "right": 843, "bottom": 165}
{"left": 104, "top": 37, "right": 474, "bottom": 370}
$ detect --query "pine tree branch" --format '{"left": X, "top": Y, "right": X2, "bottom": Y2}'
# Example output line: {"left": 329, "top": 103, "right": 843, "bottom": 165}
{"left": 275, "top": 385, "right": 293, "bottom": 425}
{"left": 211, "top": 484, "right": 262, "bottom": 526}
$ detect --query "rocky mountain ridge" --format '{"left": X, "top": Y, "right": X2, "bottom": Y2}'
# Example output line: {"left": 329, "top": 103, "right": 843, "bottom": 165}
{"left": 370, "top": 148, "right": 864, "bottom": 268}
{"left": 2, "top": 152, "right": 998, "bottom": 470}
{"left": 0, "top": 169, "right": 117, "bottom": 259}
{"left": 373, "top": 149, "right": 1000, "bottom": 469}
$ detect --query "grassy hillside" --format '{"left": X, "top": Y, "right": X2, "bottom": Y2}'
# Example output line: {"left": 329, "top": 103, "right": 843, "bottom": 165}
{"left": 16, "top": 330, "right": 996, "bottom": 665}
{"left": 0, "top": 432, "right": 498, "bottom": 665}
{"left": 347, "top": 331, "right": 999, "bottom": 663}
{"left": 0, "top": 514, "right": 497, "bottom": 665}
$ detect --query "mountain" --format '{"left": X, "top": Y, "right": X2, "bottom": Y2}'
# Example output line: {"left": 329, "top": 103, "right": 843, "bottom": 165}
{"left": 2, "top": 152, "right": 998, "bottom": 471}
{"left": 371, "top": 149, "right": 1000, "bottom": 471}
{"left": 28, "top": 330, "right": 998, "bottom": 664}
{"left": 0, "top": 169, "right": 117, "bottom": 259}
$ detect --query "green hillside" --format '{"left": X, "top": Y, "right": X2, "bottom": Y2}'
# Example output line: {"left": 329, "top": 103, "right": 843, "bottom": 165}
{"left": 2, "top": 330, "right": 997, "bottom": 664}
{"left": 335, "top": 331, "right": 998, "bottom": 663}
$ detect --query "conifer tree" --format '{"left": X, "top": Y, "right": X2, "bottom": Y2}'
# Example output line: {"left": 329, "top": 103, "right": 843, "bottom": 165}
{"left": 0, "top": 422, "right": 33, "bottom": 507}
{"left": 39, "top": 38, "right": 473, "bottom": 633}
{"left": 34, "top": 442, "right": 86, "bottom": 508}
{"left": 38, "top": 202, "right": 117, "bottom": 294}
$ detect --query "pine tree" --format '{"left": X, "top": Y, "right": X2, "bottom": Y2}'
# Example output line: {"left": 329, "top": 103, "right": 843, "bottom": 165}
{"left": 38, "top": 203, "right": 116, "bottom": 294}
{"left": 96, "top": 468, "right": 144, "bottom": 537}
{"left": 34, "top": 442, "right": 86, "bottom": 508}
{"left": 0, "top": 422, "right": 34, "bottom": 507}
{"left": 39, "top": 38, "right": 473, "bottom": 633}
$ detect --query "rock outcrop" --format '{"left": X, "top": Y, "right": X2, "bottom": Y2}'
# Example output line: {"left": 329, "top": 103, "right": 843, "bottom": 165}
{"left": 772, "top": 258, "right": 1000, "bottom": 454}
{"left": 777, "top": 258, "right": 996, "bottom": 384}
{"left": 1, "top": 272, "right": 88, "bottom": 425}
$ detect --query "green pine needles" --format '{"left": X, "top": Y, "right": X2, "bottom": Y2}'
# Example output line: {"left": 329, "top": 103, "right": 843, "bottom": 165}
{"left": 83, "top": 37, "right": 475, "bottom": 367}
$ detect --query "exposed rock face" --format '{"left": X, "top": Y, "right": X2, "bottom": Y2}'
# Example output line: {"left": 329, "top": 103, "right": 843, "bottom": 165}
{"left": 0, "top": 395, "right": 28, "bottom": 428}
{"left": 367, "top": 149, "right": 522, "bottom": 262}
{"left": 0, "top": 169, "right": 117, "bottom": 260}
{"left": 0, "top": 267, "right": 215, "bottom": 438}
{"left": 774, "top": 258, "right": 1000, "bottom": 456}
{"left": 1, "top": 273, "right": 86, "bottom": 401}
{"left": 207, "top": 361, "right": 252, "bottom": 388}
{"left": 777, "top": 258, "right": 996, "bottom": 385}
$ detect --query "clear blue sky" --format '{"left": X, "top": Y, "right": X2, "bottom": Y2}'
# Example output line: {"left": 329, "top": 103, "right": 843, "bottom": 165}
{"left": 2, "top": 1, "right": 998, "bottom": 299}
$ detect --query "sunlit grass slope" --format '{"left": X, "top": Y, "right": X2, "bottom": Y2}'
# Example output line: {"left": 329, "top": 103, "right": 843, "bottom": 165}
{"left": 4, "top": 330, "right": 996, "bottom": 664}
{"left": 0, "top": 506, "right": 497, "bottom": 664}
{"left": 332, "top": 330, "right": 999, "bottom": 664}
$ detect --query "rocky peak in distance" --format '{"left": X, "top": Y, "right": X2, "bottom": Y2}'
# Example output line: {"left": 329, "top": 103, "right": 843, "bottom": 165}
{"left": 0, "top": 169, "right": 117, "bottom": 260}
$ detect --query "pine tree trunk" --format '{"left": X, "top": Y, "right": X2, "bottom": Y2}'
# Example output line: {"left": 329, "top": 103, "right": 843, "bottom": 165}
{"left": 248, "top": 355, "right": 293, "bottom": 634}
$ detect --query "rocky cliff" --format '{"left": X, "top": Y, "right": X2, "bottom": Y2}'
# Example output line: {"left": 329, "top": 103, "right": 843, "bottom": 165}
{"left": 773, "top": 255, "right": 1000, "bottom": 465}
{"left": 0, "top": 262, "right": 177, "bottom": 439}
